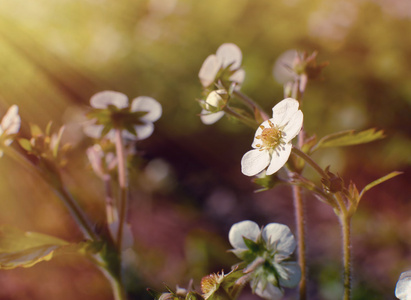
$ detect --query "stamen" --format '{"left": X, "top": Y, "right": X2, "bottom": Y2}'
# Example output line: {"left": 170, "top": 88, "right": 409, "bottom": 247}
{"left": 259, "top": 125, "right": 265, "bottom": 130}
{"left": 268, "top": 120, "right": 274, "bottom": 127}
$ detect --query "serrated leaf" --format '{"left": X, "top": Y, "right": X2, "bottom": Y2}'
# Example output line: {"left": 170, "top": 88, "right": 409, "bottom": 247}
{"left": 359, "top": 171, "right": 402, "bottom": 201}
{"left": 0, "top": 226, "right": 70, "bottom": 269}
{"left": 311, "top": 128, "right": 385, "bottom": 152}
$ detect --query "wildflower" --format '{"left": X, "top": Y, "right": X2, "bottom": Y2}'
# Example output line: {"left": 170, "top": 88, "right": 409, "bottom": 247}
{"left": 229, "top": 220, "right": 301, "bottom": 300}
{"left": 0, "top": 105, "right": 21, "bottom": 156}
{"left": 241, "top": 98, "right": 303, "bottom": 176}
{"left": 200, "top": 89, "right": 227, "bottom": 125}
{"left": 395, "top": 271, "right": 411, "bottom": 300}
{"left": 198, "top": 43, "right": 245, "bottom": 88}
{"left": 84, "top": 91, "right": 162, "bottom": 142}
{"left": 86, "top": 144, "right": 117, "bottom": 181}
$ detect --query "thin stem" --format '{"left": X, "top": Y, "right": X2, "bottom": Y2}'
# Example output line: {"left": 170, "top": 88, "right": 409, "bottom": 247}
{"left": 232, "top": 90, "right": 269, "bottom": 121}
{"left": 291, "top": 147, "right": 329, "bottom": 180}
{"left": 114, "top": 129, "right": 128, "bottom": 251}
{"left": 340, "top": 213, "right": 352, "bottom": 300}
{"left": 291, "top": 184, "right": 307, "bottom": 300}
{"left": 223, "top": 106, "right": 258, "bottom": 129}
{"left": 104, "top": 176, "right": 118, "bottom": 224}
{"left": 3, "top": 146, "right": 98, "bottom": 241}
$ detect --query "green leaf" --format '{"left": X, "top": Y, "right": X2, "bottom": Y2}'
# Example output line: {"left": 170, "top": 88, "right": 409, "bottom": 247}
{"left": 0, "top": 226, "right": 70, "bottom": 269}
{"left": 311, "top": 128, "right": 385, "bottom": 152}
{"left": 359, "top": 171, "right": 403, "bottom": 201}
{"left": 18, "top": 138, "right": 32, "bottom": 151}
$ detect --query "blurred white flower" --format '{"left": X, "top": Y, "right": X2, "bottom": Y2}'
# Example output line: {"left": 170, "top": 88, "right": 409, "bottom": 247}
{"left": 200, "top": 89, "right": 227, "bottom": 125}
{"left": 396, "top": 271, "right": 411, "bottom": 300}
{"left": 86, "top": 144, "right": 117, "bottom": 180}
{"left": 198, "top": 43, "right": 245, "bottom": 88}
{"left": 0, "top": 105, "right": 21, "bottom": 156}
{"left": 241, "top": 98, "right": 303, "bottom": 176}
{"left": 229, "top": 220, "right": 301, "bottom": 299}
{"left": 84, "top": 91, "right": 162, "bottom": 141}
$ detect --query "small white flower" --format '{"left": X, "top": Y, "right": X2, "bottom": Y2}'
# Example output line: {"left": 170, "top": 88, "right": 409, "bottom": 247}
{"left": 198, "top": 43, "right": 245, "bottom": 88}
{"left": 241, "top": 98, "right": 303, "bottom": 176}
{"left": 229, "top": 220, "right": 301, "bottom": 300}
{"left": 272, "top": 50, "right": 300, "bottom": 84}
{"left": 86, "top": 144, "right": 117, "bottom": 180}
{"left": 396, "top": 271, "right": 411, "bottom": 300}
{"left": 200, "top": 89, "right": 227, "bottom": 125}
{"left": 0, "top": 105, "right": 21, "bottom": 156}
{"left": 84, "top": 91, "right": 162, "bottom": 141}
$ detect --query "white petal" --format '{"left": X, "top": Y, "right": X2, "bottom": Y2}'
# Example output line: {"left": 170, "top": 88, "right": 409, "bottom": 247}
{"left": 241, "top": 149, "right": 270, "bottom": 176}
{"left": 90, "top": 91, "right": 129, "bottom": 109}
{"left": 216, "top": 43, "right": 242, "bottom": 70}
{"left": 271, "top": 98, "right": 300, "bottom": 127}
{"left": 228, "top": 220, "right": 260, "bottom": 250}
{"left": 131, "top": 96, "right": 162, "bottom": 122}
{"left": 83, "top": 123, "right": 104, "bottom": 138}
{"left": 229, "top": 69, "right": 246, "bottom": 86}
{"left": 200, "top": 110, "right": 225, "bottom": 125}
{"left": 283, "top": 110, "right": 303, "bottom": 143}
{"left": 278, "top": 262, "right": 301, "bottom": 288}
{"left": 254, "top": 281, "right": 283, "bottom": 300}
{"left": 266, "top": 143, "right": 292, "bottom": 175}
{"left": 262, "top": 223, "right": 296, "bottom": 256}
{"left": 396, "top": 271, "right": 411, "bottom": 300}
{"left": 198, "top": 54, "right": 221, "bottom": 87}
{"left": 1, "top": 105, "right": 20, "bottom": 135}
{"left": 130, "top": 123, "right": 155, "bottom": 141}
{"left": 272, "top": 50, "right": 298, "bottom": 84}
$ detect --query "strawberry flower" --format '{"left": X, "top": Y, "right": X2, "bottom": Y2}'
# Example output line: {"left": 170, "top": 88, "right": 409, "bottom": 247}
{"left": 84, "top": 91, "right": 162, "bottom": 142}
{"left": 241, "top": 98, "right": 303, "bottom": 176}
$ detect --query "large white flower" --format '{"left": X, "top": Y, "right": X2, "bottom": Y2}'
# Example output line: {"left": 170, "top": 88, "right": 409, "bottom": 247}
{"left": 229, "top": 220, "right": 301, "bottom": 300}
{"left": 0, "top": 105, "right": 21, "bottom": 156}
{"left": 396, "top": 271, "right": 411, "bottom": 300}
{"left": 241, "top": 98, "right": 303, "bottom": 176}
{"left": 198, "top": 43, "right": 245, "bottom": 88}
{"left": 84, "top": 91, "right": 162, "bottom": 141}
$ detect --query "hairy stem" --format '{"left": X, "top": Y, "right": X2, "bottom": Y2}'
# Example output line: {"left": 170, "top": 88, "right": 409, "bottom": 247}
{"left": 340, "top": 213, "right": 352, "bottom": 300}
{"left": 291, "top": 147, "right": 329, "bottom": 180}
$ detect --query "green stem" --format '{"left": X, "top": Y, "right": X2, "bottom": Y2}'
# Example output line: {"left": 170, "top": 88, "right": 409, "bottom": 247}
{"left": 3, "top": 146, "right": 98, "bottom": 241}
{"left": 340, "top": 213, "right": 351, "bottom": 300}
{"left": 232, "top": 90, "right": 269, "bottom": 121}
{"left": 291, "top": 147, "right": 329, "bottom": 179}
{"left": 223, "top": 106, "right": 258, "bottom": 129}
{"left": 114, "top": 129, "right": 128, "bottom": 251}
{"left": 291, "top": 184, "right": 307, "bottom": 300}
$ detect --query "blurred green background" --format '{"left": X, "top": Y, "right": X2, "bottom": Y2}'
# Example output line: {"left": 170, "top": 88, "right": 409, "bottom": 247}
{"left": 0, "top": 0, "right": 410, "bottom": 299}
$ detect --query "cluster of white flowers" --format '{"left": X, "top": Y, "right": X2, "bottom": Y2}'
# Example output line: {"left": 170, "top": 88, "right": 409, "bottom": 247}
{"left": 84, "top": 90, "right": 162, "bottom": 142}
{"left": 241, "top": 98, "right": 303, "bottom": 176}
{"left": 229, "top": 220, "right": 301, "bottom": 299}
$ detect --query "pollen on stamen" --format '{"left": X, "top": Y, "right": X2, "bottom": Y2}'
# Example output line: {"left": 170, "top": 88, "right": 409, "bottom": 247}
{"left": 268, "top": 120, "right": 274, "bottom": 127}
{"left": 259, "top": 125, "right": 265, "bottom": 130}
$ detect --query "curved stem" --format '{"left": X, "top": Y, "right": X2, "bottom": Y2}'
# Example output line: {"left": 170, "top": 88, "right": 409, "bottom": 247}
{"left": 232, "top": 90, "right": 269, "bottom": 121}
{"left": 223, "top": 106, "right": 258, "bottom": 129}
{"left": 291, "top": 147, "right": 329, "bottom": 179}
{"left": 3, "top": 146, "right": 98, "bottom": 241}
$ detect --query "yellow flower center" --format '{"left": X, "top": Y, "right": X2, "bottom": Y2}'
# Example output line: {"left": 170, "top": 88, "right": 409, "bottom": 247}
{"left": 256, "top": 120, "right": 283, "bottom": 150}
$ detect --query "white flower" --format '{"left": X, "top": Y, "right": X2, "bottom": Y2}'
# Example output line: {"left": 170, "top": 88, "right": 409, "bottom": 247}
{"left": 0, "top": 105, "right": 21, "bottom": 156}
{"left": 198, "top": 43, "right": 245, "bottom": 88}
{"left": 229, "top": 220, "right": 301, "bottom": 300}
{"left": 84, "top": 91, "right": 162, "bottom": 141}
{"left": 272, "top": 50, "right": 300, "bottom": 84}
{"left": 396, "top": 271, "right": 411, "bottom": 300}
{"left": 241, "top": 98, "right": 303, "bottom": 176}
{"left": 200, "top": 89, "right": 227, "bottom": 125}
{"left": 86, "top": 144, "right": 117, "bottom": 180}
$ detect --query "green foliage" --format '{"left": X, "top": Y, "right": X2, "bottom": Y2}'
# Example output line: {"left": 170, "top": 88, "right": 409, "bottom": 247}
{"left": 0, "top": 226, "right": 69, "bottom": 269}
{"left": 310, "top": 129, "right": 385, "bottom": 153}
